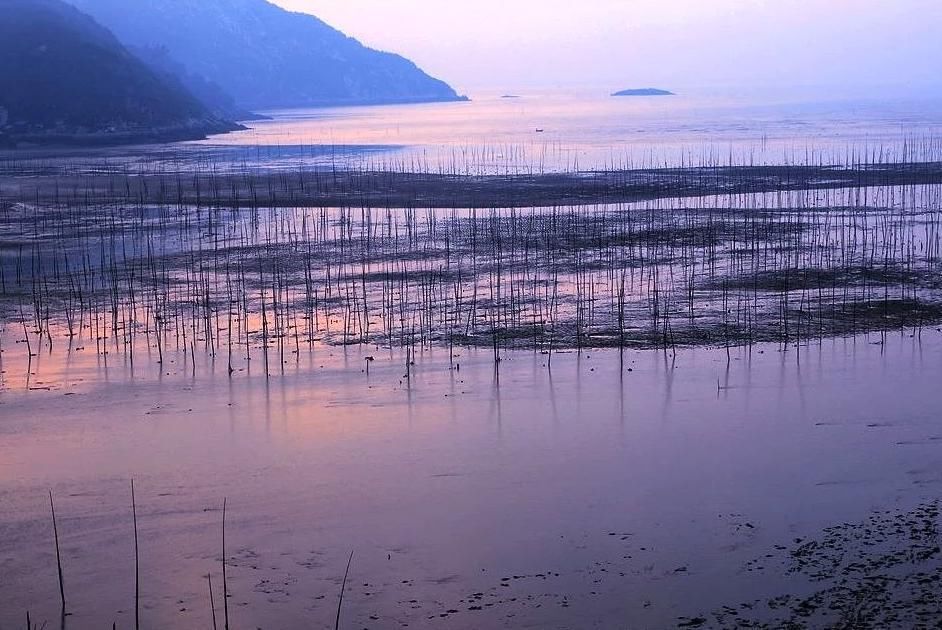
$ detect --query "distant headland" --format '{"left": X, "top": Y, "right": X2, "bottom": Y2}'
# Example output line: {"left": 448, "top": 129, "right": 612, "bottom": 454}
{"left": 612, "top": 88, "right": 675, "bottom": 97}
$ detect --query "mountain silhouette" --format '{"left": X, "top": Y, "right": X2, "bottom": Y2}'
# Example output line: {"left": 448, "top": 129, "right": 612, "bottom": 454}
{"left": 67, "top": 0, "right": 468, "bottom": 109}
{"left": 0, "top": 0, "right": 240, "bottom": 146}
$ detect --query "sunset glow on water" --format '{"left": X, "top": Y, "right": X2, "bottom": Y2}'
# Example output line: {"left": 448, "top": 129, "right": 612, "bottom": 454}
{"left": 197, "top": 91, "right": 942, "bottom": 173}
{"left": 3, "top": 0, "right": 942, "bottom": 627}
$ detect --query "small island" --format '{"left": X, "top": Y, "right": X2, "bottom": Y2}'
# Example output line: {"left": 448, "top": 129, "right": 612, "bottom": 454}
{"left": 612, "top": 88, "right": 675, "bottom": 97}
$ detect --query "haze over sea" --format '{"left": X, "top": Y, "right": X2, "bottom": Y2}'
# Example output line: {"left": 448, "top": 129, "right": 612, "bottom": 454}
{"left": 192, "top": 87, "right": 942, "bottom": 173}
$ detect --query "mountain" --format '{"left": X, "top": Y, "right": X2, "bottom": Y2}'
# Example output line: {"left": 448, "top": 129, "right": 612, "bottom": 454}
{"left": 65, "top": 0, "right": 468, "bottom": 110}
{"left": 128, "top": 44, "right": 265, "bottom": 121}
{"left": 612, "top": 88, "right": 675, "bottom": 97}
{"left": 0, "top": 0, "right": 241, "bottom": 146}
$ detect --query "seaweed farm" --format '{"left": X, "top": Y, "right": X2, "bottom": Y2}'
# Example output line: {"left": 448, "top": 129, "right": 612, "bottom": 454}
{"left": 2, "top": 174, "right": 942, "bottom": 374}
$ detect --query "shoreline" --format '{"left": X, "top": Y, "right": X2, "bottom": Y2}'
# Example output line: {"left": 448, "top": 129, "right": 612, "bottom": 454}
{"left": 0, "top": 120, "right": 247, "bottom": 150}
{"left": 0, "top": 94, "right": 473, "bottom": 151}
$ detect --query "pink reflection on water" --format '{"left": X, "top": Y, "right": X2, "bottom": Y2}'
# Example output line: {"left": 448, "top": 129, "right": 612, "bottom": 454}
{"left": 198, "top": 92, "right": 942, "bottom": 173}
{"left": 1, "top": 327, "right": 941, "bottom": 628}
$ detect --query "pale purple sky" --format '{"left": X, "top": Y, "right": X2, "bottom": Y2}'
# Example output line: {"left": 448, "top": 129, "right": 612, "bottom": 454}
{"left": 273, "top": 0, "right": 942, "bottom": 95}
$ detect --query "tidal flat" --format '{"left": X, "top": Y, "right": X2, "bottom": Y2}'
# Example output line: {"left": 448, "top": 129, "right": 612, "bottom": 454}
{"left": 1, "top": 152, "right": 942, "bottom": 628}
{"left": 1, "top": 174, "right": 941, "bottom": 357}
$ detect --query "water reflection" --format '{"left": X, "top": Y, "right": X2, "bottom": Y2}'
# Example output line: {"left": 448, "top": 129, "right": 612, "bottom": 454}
{"left": 1, "top": 329, "right": 941, "bottom": 628}
{"left": 200, "top": 93, "right": 942, "bottom": 174}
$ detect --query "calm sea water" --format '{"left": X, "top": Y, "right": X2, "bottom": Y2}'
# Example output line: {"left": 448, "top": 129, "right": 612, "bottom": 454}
{"left": 193, "top": 89, "right": 942, "bottom": 173}
{"left": 2, "top": 328, "right": 941, "bottom": 629}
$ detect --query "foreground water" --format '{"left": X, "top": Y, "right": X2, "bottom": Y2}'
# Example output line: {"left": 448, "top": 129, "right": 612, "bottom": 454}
{"left": 2, "top": 327, "right": 941, "bottom": 628}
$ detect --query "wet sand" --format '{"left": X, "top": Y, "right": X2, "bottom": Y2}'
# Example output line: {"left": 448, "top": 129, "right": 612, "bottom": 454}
{"left": 2, "top": 329, "right": 941, "bottom": 628}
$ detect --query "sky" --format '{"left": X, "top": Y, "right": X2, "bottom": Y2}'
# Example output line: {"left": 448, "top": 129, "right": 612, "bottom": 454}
{"left": 272, "top": 0, "right": 942, "bottom": 96}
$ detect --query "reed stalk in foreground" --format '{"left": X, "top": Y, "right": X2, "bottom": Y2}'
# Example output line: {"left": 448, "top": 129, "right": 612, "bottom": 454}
{"left": 222, "top": 498, "right": 229, "bottom": 630}
{"left": 48, "top": 490, "right": 65, "bottom": 618}
{"left": 335, "top": 551, "right": 354, "bottom": 630}
{"left": 208, "top": 573, "right": 218, "bottom": 630}
{"left": 131, "top": 479, "right": 140, "bottom": 630}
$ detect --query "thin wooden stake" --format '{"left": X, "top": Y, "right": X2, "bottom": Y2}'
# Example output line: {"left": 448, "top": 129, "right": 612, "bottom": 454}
{"left": 49, "top": 491, "right": 65, "bottom": 617}
{"left": 208, "top": 573, "right": 218, "bottom": 630}
{"left": 222, "top": 498, "right": 229, "bottom": 630}
{"left": 335, "top": 550, "right": 354, "bottom": 630}
{"left": 131, "top": 479, "right": 140, "bottom": 630}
